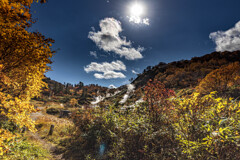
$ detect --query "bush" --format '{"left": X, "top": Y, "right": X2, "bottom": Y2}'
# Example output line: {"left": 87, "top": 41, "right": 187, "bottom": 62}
{"left": 63, "top": 80, "right": 240, "bottom": 159}
{"left": 1, "top": 138, "right": 50, "bottom": 160}
{"left": 173, "top": 92, "right": 240, "bottom": 159}
{"left": 46, "top": 108, "right": 60, "bottom": 115}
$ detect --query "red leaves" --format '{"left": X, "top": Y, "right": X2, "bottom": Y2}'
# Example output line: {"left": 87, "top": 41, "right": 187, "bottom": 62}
{"left": 144, "top": 79, "right": 175, "bottom": 121}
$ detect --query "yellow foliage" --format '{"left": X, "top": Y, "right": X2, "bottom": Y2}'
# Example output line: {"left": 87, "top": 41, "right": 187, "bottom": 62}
{"left": 70, "top": 98, "right": 78, "bottom": 107}
{"left": 0, "top": 129, "right": 14, "bottom": 155}
{"left": 0, "top": 0, "right": 54, "bottom": 155}
{"left": 173, "top": 92, "right": 240, "bottom": 157}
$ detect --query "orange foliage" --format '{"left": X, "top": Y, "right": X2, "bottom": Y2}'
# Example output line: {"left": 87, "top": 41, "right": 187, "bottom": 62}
{"left": 197, "top": 62, "right": 240, "bottom": 95}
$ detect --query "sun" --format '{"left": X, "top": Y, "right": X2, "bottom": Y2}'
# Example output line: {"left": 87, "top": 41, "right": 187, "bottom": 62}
{"left": 128, "top": 2, "right": 149, "bottom": 25}
{"left": 130, "top": 3, "right": 144, "bottom": 17}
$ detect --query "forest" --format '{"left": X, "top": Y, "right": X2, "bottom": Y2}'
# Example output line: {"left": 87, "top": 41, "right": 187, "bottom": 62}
{"left": 1, "top": 0, "right": 240, "bottom": 160}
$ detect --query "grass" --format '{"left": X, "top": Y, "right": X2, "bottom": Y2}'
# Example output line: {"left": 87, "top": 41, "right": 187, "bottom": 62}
{"left": 34, "top": 112, "right": 75, "bottom": 144}
{"left": 31, "top": 100, "right": 77, "bottom": 149}
{"left": 0, "top": 100, "right": 80, "bottom": 159}
{"left": 15, "top": 100, "right": 78, "bottom": 159}
{"left": 2, "top": 138, "right": 51, "bottom": 160}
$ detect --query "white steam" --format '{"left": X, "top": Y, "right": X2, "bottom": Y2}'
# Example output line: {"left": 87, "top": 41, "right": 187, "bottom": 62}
{"left": 119, "top": 84, "right": 135, "bottom": 104}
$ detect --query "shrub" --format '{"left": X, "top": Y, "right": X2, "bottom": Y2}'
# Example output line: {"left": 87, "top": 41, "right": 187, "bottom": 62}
{"left": 65, "top": 80, "right": 240, "bottom": 159}
{"left": 173, "top": 92, "right": 240, "bottom": 159}
{"left": 46, "top": 108, "right": 60, "bottom": 115}
{"left": 1, "top": 138, "right": 50, "bottom": 160}
{"left": 144, "top": 79, "right": 175, "bottom": 123}
{"left": 69, "top": 98, "right": 78, "bottom": 107}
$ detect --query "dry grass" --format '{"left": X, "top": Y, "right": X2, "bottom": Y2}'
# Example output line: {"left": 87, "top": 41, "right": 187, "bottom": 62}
{"left": 28, "top": 100, "right": 78, "bottom": 159}
{"left": 35, "top": 112, "right": 76, "bottom": 144}
{"left": 44, "top": 102, "right": 65, "bottom": 109}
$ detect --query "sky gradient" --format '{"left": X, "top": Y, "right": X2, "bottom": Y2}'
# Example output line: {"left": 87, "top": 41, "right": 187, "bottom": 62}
{"left": 31, "top": 0, "right": 240, "bottom": 87}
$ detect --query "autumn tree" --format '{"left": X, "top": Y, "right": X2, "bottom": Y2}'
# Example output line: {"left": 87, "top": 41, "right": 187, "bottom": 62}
{"left": 0, "top": 0, "right": 54, "bottom": 155}
{"left": 196, "top": 62, "right": 240, "bottom": 96}
{"left": 144, "top": 79, "right": 175, "bottom": 122}
{"left": 69, "top": 98, "right": 78, "bottom": 107}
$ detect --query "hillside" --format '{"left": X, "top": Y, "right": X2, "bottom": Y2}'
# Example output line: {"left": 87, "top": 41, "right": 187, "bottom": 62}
{"left": 100, "top": 51, "right": 240, "bottom": 106}
{"left": 133, "top": 51, "right": 240, "bottom": 89}
{"left": 40, "top": 77, "right": 115, "bottom": 106}
{"left": 41, "top": 51, "right": 240, "bottom": 107}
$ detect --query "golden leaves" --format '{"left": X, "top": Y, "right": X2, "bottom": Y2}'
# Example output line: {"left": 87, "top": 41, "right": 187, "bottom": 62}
{"left": 0, "top": 0, "right": 54, "bottom": 155}
{"left": 0, "top": 129, "right": 15, "bottom": 155}
{"left": 69, "top": 98, "right": 78, "bottom": 107}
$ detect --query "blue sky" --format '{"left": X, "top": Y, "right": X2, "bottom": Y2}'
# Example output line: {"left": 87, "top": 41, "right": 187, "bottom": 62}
{"left": 31, "top": 0, "right": 240, "bottom": 87}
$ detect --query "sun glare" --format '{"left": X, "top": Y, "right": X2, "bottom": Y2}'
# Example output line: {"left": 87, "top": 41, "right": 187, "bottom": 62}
{"left": 130, "top": 3, "right": 144, "bottom": 17}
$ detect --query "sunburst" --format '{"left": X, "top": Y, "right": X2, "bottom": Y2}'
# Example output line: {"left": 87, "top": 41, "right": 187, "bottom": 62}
{"left": 130, "top": 3, "right": 144, "bottom": 17}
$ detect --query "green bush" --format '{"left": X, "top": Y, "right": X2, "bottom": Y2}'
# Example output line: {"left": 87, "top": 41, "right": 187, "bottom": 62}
{"left": 1, "top": 139, "right": 50, "bottom": 160}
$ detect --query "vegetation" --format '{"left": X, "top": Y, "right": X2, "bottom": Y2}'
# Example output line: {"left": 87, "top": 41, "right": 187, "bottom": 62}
{"left": 173, "top": 92, "right": 240, "bottom": 159}
{"left": 63, "top": 79, "right": 240, "bottom": 160}
{"left": 133, "top": 51, "right": 240, "bottom": 90}
{"left": 35, "top": 113, "right": 75, "bottom": 145}
{"left": 197, "top": 62, "right": 240, "bottom": 97}
{"left": 46, "top": 107, "right": 60, "bottom": 115}
{"left": 3, "top": 138, "right": 51, "bottom": 160}
{"left": 0, "top": 0, "right": 54, "bottom": 156}
{"left": 1, "top": 1, "right": 240, "bottom": 159}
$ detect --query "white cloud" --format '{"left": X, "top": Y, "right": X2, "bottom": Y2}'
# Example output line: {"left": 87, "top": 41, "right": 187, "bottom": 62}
{"left": 91, "top": 27, "right": 95, "bottom": 32}
{"left": 143, "top": 18, "right": 150, "bottom": 25}
{"left": 88, "top": 18, "right": 144, "bottom": 60}
{"left": 132, "top": 70, "right": 138, "bottom": 74}
{"left": 84, "top": 60, "right": 126, "bottom": 79}
{"left": 129, "top": 16, "right": 150, "bottom": 26}
{"left": 90, "top": 51, "right": 98, "bottom": 59}
{"left": 94, "top": 71, "right": 126, "bottom": 79}
{"left": 210, "top": 21, "right": 240, "bottom": 52}
{"left": 109, "top": 84, "right": 116, "bottom": 89}
{"left": 84, "top": 60, "right": 126, "bottom": 73}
